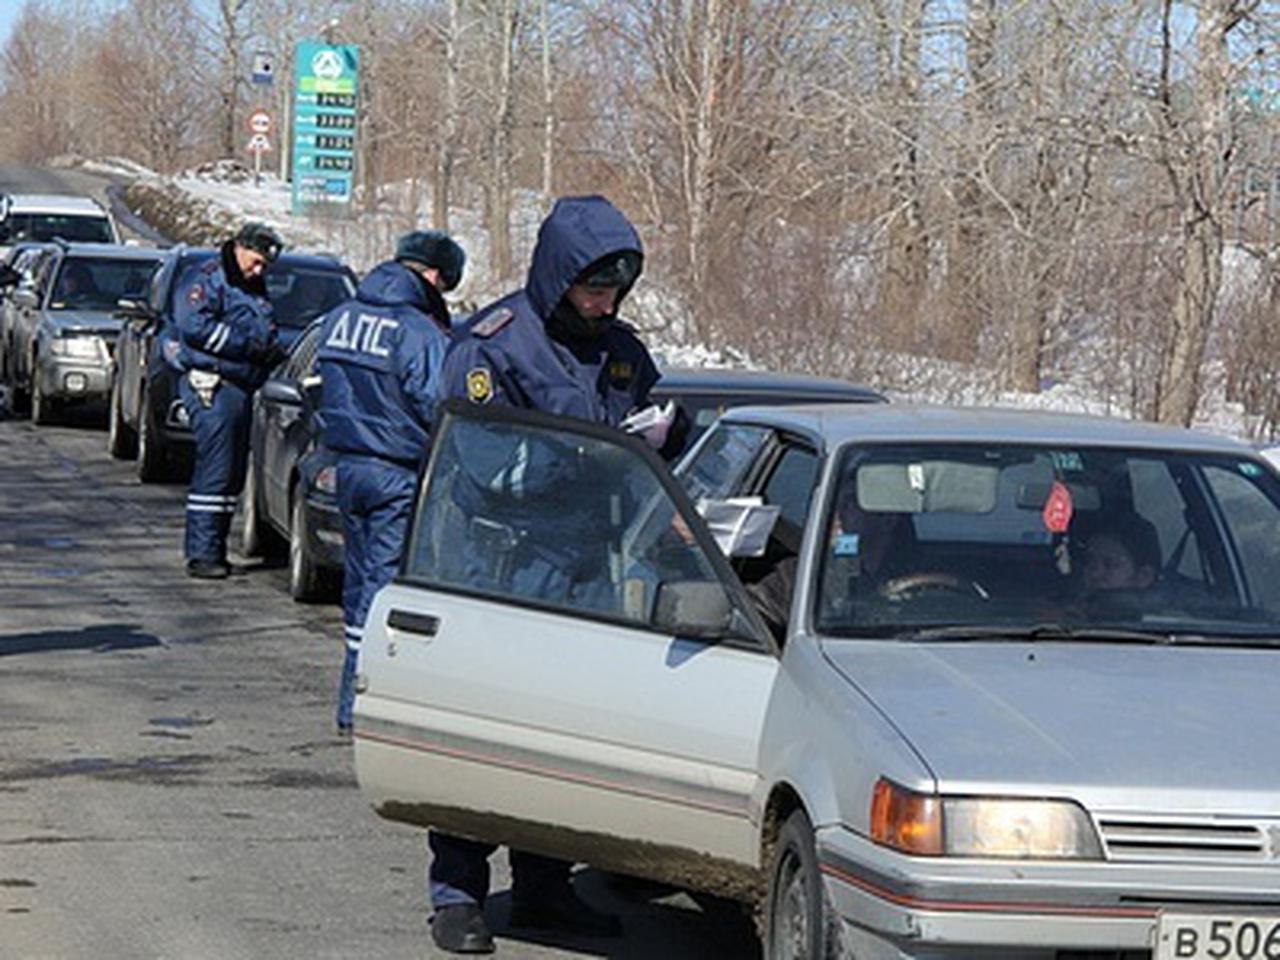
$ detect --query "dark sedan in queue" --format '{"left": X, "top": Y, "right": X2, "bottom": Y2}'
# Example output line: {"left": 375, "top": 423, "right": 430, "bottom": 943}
{"left": 241, "top": 319, "right": 343, "bottom": 602}
{"left": 109, "top": 245, "right": 356, "bottom": 482}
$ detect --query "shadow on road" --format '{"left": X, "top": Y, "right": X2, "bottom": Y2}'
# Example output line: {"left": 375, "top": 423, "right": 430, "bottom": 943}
{"left": 0, "top": 622, "right": 162, "bottom": 657}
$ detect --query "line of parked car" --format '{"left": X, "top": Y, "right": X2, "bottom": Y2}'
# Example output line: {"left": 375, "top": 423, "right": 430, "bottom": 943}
{"left": 6, "top": 191, "right": 1280, "bottom": 958}
{"left": 0, "top": 192, "right": 887, "bottom": 607}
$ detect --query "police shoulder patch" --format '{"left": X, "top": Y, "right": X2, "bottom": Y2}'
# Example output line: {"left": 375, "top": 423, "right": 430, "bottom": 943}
{"left": 471, "top": 307, "right": 513, "bottom": 339}
{"left": 187, "top": 284, "right": 205, "bottom": 306}
{"left": 608, "top": 360, "right": 634, "bottom": 385}
{"left": 466, "top": 367, "right": 494, "bottom": 404}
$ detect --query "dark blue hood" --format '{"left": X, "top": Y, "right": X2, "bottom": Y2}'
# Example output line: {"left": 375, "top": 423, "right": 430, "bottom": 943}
{"left": 525, "top": 196, "right": 643, "bottom": 321}
{"left": 356, "top": 260, "right": 431, "bottom": 310}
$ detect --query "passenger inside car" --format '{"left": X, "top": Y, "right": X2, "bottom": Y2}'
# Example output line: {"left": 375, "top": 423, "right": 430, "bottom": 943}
{"left": 54, "top": 261, "right": 96, "bottom": 303}
{"left": 1071, "top": 511, "right": 1162, "bottom": 607}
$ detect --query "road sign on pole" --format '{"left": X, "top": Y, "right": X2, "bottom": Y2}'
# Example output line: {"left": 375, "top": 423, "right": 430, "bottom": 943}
{"left": 251, "top": 51, "right": 276, "bottom": 86}
{"left": 290, "top": 40, "right": 359, "bottom": 215}
{"left": 249, "top": 110, "right": 273, "bottom": 135}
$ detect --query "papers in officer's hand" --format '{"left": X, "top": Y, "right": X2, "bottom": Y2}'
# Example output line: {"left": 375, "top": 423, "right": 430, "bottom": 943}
{"left": 621, "top": 401, "right": 675, "bottom": 434}
{"left": 696, "top": 496, "right": 781, "bottom": 558}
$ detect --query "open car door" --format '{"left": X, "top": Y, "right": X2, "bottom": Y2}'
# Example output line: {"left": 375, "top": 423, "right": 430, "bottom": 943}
{"left": 354, "top": 400, "right": 779, "bottom": 891}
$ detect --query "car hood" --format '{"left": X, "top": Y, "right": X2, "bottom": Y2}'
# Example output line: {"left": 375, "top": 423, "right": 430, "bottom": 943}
{"left": 822, "top": 639, "right": 1280, "bottom": 813}
{"left": 43, "top": 309, "right": 123, "bottom": 336}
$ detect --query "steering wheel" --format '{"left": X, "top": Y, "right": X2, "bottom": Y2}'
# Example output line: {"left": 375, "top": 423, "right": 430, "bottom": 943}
{"left": 878, "top": 572, "right": 989, "bottom": 602}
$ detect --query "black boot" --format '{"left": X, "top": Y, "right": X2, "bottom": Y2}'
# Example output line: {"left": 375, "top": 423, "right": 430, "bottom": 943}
{"left": 508, "top": 884, "right": 622, "bottom": 937}
{"left": 186, "top": 558, "right": 230, "bottom": 579}
{"left": 431, "top": 903, "right": 495, "bottom": 954}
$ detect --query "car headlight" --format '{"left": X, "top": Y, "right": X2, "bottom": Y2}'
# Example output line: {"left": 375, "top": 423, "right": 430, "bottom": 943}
{"left": 49, "top": 335, "right": 103, "bottom": 359}
{"left": 870, "top": 777, "right": 1102, "bottom": 859}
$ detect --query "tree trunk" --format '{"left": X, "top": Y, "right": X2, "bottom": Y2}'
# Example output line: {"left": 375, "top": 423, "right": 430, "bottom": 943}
{"left": 1155, "top": 0, "right": 1235, "bottom": 426}
{"left": 433, "top": 0, "right": 460, "bottom": 231}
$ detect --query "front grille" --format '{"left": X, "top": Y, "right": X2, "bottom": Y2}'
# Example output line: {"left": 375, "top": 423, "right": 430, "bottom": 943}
{"left": 1099, "top": 815, "right": 1274, "bottom": 863}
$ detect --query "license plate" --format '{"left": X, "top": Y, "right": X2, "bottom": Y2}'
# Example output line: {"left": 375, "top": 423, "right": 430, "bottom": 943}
{"left": 1156, "top": 912, "right": 1280, "bottom": 960}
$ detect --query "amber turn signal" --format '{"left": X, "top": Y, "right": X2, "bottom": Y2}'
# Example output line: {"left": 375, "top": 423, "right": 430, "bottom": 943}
{"left": 870, "top": 778, "right": 943, "bottom": 855}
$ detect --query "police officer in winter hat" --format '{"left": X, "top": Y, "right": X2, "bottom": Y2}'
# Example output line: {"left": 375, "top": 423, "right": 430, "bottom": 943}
{"left": 424, "top": 196, "right": 685, "bottom": 955}
{"left": 168, "top": 221, "right": 285, "bottom": 579}
{"left": 317, "top": 227, "right": 465, "bottom": 735}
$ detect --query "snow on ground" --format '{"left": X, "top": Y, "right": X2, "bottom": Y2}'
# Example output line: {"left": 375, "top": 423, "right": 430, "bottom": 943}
{"left": 99, "top": 159, "right": 1270, "bottom": 445}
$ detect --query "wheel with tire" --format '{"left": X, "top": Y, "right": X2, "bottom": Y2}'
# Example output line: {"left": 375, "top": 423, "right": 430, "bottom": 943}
{"left": 137, "top": 385, "right": 174, "bottom": 483}
{"left": 289, "top": 480, "right": 325, "bottom": 602}
{"left": 30, "top": 362, "right": 56, "bottom": 426}
{"left": 240, "top": 459, "right": 283, "bottom": 558}
{"left": 765, "top": 809, "right": 844, "bottom": 960}
{"left": 106, "top": 373, "right": 137, "bottom": 459}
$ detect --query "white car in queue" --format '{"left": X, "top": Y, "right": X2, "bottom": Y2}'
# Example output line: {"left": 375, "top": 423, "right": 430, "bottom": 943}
{"left": 354, "top": 399, "right": 1280, "bottom": 959}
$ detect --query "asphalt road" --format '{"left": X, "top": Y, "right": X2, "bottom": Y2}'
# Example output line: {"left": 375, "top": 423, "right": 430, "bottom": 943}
{"left": 0, "top": 166, "right": 759, "bottom": 960}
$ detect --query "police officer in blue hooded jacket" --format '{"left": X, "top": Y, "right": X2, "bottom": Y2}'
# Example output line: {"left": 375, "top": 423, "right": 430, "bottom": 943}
{"left": 426, "top": 195, "right": 683, "bottom": 955}
{"left": 168, "top": 222, "right": 284, "bottom": 579}
{"left": 316, "top": 229, "right": 465, "bottom": 736}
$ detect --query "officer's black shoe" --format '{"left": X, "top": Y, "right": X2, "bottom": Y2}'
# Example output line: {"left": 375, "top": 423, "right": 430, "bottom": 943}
{"left": 430, "top": 904, "right": 495, "bottom": 955}
{"left": 186, "top": 559, "right": 230, "bottom": 580}
{"left": 508, "top": 885, "right": 622, "bottom": 938}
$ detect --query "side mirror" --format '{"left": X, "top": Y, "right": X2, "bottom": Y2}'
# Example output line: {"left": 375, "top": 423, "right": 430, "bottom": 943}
{"left": 653, "top": 580, "right": 734, "bottom": 638}
{"left": 259, "top": 378, "right": 303, "bottom": 405}
{"left": 12, "top": 287, "right": 38, "bottom": 308}
{"left": 115, "top": 297, "right": 154, "bottom": 323}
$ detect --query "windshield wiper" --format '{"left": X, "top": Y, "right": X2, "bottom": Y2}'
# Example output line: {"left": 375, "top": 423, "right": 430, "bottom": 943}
{"left": 900, "top": 622, "right": 1179, "bottom": 644}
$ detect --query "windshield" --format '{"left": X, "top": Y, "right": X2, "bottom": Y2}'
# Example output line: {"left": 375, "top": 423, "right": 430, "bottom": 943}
{"left": 0, "top": 213, "right": 114, "bottom": 244}
{"left": 815, "top": 442, "right": 1280, "bottom": 639}
{"left": 265, "top": 265, "right": 354, "bottom": 328}
{"left": 49, "top": 256, "right": 162, "bottom": 312}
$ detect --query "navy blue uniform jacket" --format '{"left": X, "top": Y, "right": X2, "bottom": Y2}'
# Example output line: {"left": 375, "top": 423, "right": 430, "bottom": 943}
{"left": 316, "top": 260, "right": 450, "bottom": 466}
{"left": 166, "top": 241, "right": 280, "bottom": 390}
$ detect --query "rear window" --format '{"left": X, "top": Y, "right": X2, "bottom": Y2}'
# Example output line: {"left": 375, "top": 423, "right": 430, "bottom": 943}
{"left": 266, "top": 265, "right": 355, "bottom": 328}
{"left": 0, "top": 213, "right": 114, "bottom": 244}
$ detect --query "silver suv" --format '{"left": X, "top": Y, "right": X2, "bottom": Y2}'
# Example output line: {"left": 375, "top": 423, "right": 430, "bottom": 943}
{"left": 0, "top": 194, "right": 120, "bottom": 258}
{"left": 4, "top": 241, "right": 162, "bottom": 424}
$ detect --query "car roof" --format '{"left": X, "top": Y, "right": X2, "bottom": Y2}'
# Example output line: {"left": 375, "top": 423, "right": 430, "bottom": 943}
{"left": 2, "top": 194, "right": 109, "bottom": 216}
{"left": 720, "top": 402, "right": 1255, "bottom": 455}
{"left": 169, "top": 246, "right": 350, "bottom": 270}
{"left": 55, "top": 242, "right": 165, "bottom": 260}
{"left": 653, "top": 365, "right": 885, "bottom": 402}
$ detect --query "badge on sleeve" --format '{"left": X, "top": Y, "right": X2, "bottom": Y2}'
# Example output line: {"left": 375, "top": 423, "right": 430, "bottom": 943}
{"left": 187, "top": 284, "right": 205, "bottom": 306}
{"left": 608, "top": 360, "right": 633, "bottom": 386}
{"left": 466, "top": 367, "right": 494, "bottom": 404}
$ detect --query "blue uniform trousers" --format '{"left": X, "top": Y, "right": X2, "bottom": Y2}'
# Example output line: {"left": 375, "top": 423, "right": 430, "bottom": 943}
{"left": 335, "top": 455, "right": 417, "bottom": 730}
{"left": 429, "top": 832, "right": 573, "bottom": 908}
{"left": 180, "top": 375, "right": 252, "bottom": 564}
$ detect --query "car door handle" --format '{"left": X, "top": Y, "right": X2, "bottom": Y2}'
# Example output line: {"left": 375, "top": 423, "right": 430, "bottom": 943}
{"left": 386, "top": 609, "right": 440, "bottom": 637}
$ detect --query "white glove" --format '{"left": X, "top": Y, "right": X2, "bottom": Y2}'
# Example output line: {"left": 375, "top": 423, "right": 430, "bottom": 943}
{"left": 621, "top": 401, "right": 676, "bottom": 450}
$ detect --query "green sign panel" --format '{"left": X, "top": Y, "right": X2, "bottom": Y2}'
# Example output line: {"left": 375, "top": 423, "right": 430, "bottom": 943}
{"left": 291, "top": 41, "right": 359, "bottom": 213}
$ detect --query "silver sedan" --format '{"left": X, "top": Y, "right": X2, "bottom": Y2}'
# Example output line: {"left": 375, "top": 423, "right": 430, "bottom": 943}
{"left": 355, "top": 401, "right": 1280, "bottom": 959}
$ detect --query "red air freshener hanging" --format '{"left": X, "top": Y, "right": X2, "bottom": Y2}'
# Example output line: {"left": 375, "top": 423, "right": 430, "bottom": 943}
{"left": 1042, "top": 480, "right": 1074, "bottom": 534}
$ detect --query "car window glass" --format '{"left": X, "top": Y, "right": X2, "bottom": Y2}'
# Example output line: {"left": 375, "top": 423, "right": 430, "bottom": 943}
{"left": 406, "top": 413, "right": 757, "bottom": 639}
{"left": 1203, "top": 463, "right": 1280, "bottom": 612}
{"left": 762, "top": 445, "right": 819, "bottom": 531}
{"left": 48, "top": 256, "right": 162, "bottom": 312}
{"left": 148, "top": 260, "right": 172, "bottom": 314}
{"left": 266, "top": 266, "right": 355, "bottom": 329}
{"left": 1129, "top": 458, "right": 1203, "bottom": 582}
{"left": 678, "top": 423, "right": 770, "bottom": 502}
{"left": 0, "top": 213, "right": 113, "bottom": 244}
{"left": 283, "top": 324, "right": 323, "bottom": 380}
{"left": 815, "top": 443, "right": 1280, "bottom": 638}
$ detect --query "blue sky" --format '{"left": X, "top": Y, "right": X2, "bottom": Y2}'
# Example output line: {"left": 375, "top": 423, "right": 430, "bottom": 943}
{"left": 0, "top": 2, "right": 20, "bottom": 49}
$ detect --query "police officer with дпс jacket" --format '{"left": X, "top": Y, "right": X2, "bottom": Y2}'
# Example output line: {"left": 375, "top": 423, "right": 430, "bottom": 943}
{"left": 316, "top": 229, "right": 465, "bottom": 736}
{"left": 164, "top": 222, "right": 285, "bottom": 579}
